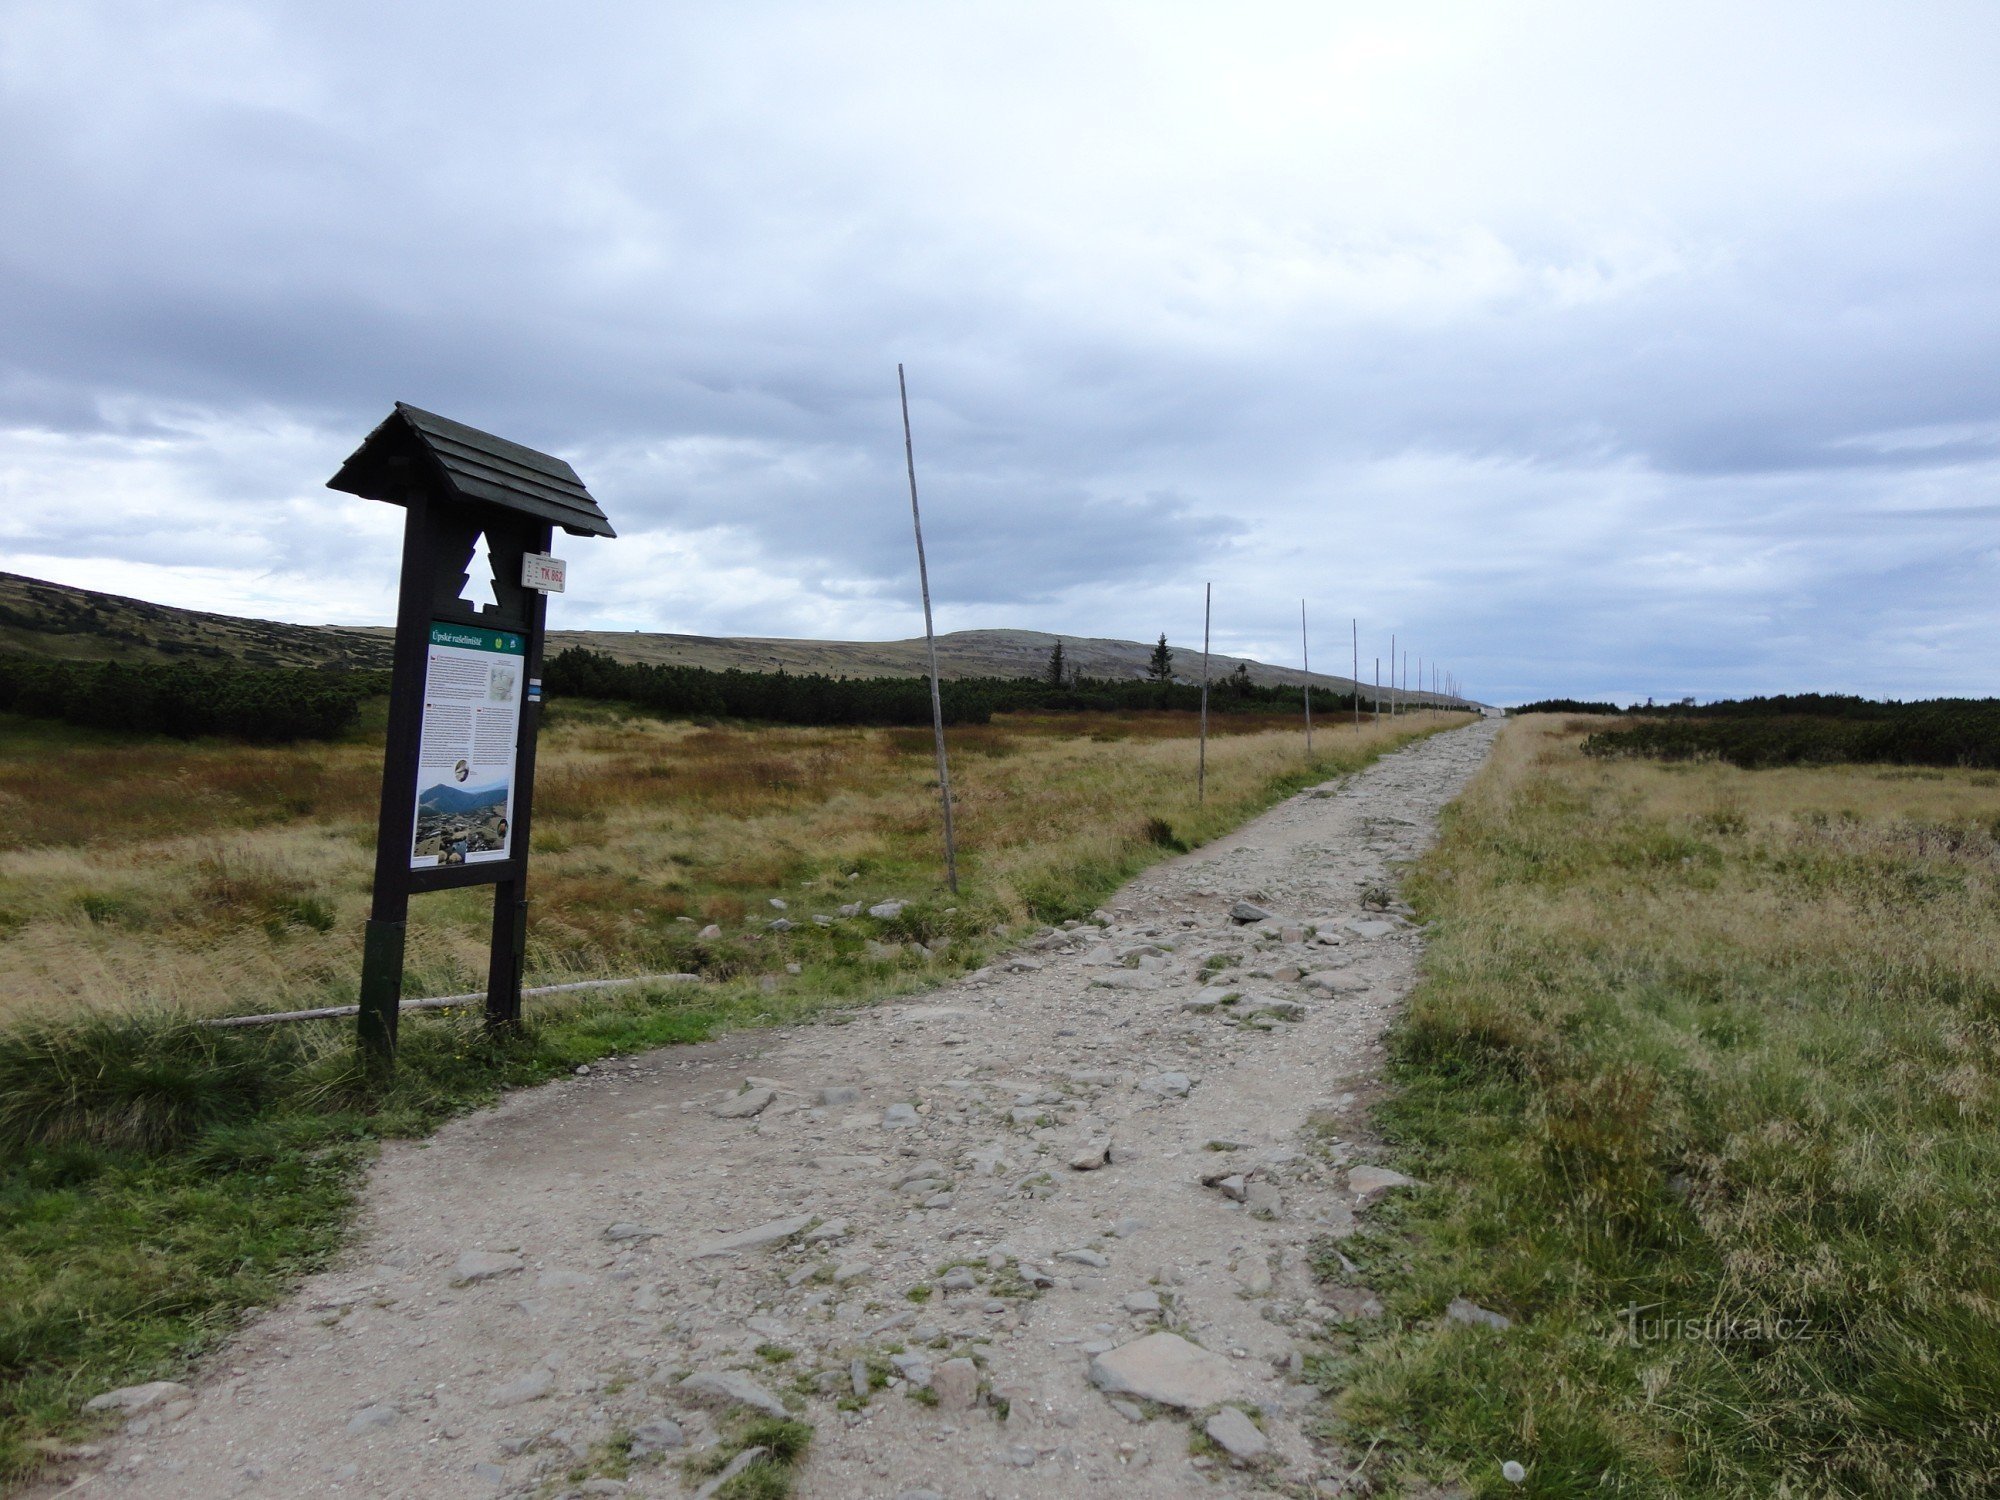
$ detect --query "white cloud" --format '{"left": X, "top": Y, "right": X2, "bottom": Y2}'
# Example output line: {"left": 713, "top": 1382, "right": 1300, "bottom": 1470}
{"left": 1, "top": 1, "right": 1998, "bottom": 701}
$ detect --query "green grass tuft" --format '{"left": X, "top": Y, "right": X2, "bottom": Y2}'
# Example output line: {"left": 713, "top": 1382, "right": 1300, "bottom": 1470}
{"left": 1322, "top": 717, "right": 2000, "bottom": 1498}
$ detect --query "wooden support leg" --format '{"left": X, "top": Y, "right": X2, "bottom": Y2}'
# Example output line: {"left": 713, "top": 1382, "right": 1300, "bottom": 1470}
{"left": 358, "top": 917, "right": 406, "bottom": 1067}
{"left": 486, "top": 880, "right": 527, "bottom": 1035}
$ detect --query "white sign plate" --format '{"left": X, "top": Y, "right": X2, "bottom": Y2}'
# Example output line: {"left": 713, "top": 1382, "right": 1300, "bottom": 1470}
{"left": 410, "top": 622, "right": 523, "bottom": 869}
{"left": 522, "top": 553, "right": 567, "bottom": 593}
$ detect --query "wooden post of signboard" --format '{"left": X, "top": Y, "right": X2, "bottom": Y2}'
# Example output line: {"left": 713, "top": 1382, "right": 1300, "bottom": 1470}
{"left": 330, "top": 404, "right": 615, "bottom": 1064}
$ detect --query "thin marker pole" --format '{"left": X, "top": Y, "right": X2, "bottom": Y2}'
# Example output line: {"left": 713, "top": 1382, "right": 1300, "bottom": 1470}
{"left": 1300, "top": 599, "right": 1313, "bottom": 756}
{"left": 1198, "top": 582, "right": 1211, "bottom": 803}
{"left": 1374, "top": 656, "right": 1381, "bottom": 723}
{"left": 1351, "top": 617, "right": 1359, "bottom": 726}
{"left": 898, "top": 363, "right": 957, "bottom": 894}
{"left": 1390, "top": 633, "right": 1398, "bottom": 716}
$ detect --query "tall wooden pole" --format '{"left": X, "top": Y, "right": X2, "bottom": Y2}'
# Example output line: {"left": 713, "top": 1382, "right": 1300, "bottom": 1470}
{"left": 1198, "top": 582, "right": 1211, "bottom": 803}
{"left": 898, "top": 364, "right": 957, "bottom": 894}
{"left": 1351, "top": 617, "right": 1359, "bottom": 726}
{"left": 1390, "top": 633, "right": 1398, "bottom": 716}
{"left": 1299, "top": 599, "right": 1313, "bottom": 756}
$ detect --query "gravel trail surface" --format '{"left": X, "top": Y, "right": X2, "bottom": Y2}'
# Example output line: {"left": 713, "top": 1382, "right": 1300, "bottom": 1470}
{"left": 49, "top": 719, "right": 1497, "bottom": 1500}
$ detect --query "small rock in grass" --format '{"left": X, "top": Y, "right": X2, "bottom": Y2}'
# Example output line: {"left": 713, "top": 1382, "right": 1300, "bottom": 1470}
{"left": 1348, "top": 1165, "right": 1421, "bottom": 1202}
{"left": 1317, "top": 1200, "right": 1358, "bottom": 1239}
{"left": 868, "top": 900, "right": 907, "bottom": 919}
{"left": 678, "top": 1369, "right": 788, "bottom": 1419}
{"left": 698, "top": 924, "right": 723, "bottom": 939}
{"left": 629, "top": 1417, "right": 685, "bottom": 1456}
{"left": 1446, "top": 1296, "right": 1514, "bottom": 1331}
{"left": 1204, "top": 1406, "right": 1269, "bottom": 1461}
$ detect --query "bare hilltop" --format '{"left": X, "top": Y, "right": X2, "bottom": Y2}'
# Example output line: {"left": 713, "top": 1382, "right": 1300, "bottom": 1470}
{"left": 0, "top": 570, "right": 1401, "bottom": 697}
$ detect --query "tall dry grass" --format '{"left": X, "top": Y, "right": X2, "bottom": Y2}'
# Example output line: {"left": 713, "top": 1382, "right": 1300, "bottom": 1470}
{"left": 1327, "top": 714, "right": 2000, "bottom": 1498}
{"left": 0, "top": 707, "right": 1465, "bottom": 1025}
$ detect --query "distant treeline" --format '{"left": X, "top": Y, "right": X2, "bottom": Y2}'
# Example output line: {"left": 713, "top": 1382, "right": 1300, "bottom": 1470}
{"left": 544, "top": 647, "right": 1392, "bottom": 727}
{"left": 1513, "top": 698, "right": 1625, "bottom": 715}
{"left": 0, "top": 643, "right": 1450, "bottom": 744}
{"left": 1583, "top": 695, "right": 2000, "bottom": 770}
{"left": 0, "top": 657, "right": 385, "bottom": 742}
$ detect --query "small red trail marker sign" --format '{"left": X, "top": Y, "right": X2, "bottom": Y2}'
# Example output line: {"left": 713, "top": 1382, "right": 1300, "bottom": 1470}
{"left": 522, "top": 552, "right": 567, "bottom": 592}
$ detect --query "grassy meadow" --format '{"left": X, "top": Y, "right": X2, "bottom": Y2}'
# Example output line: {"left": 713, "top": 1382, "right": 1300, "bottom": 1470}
{"left": 1320, "top": 715, "right": 2000, "bottom": 1497}
{"left": 0, "top": 703, "right": 1460, "bottom": 1028}
{"left": 0, "top": 699, "right": 1466, "bottom": 1484}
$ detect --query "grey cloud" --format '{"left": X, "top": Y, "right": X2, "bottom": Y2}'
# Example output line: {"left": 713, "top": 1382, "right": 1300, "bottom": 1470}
{"left": 2, "top": 2, "right": 1998, "bottom": 701}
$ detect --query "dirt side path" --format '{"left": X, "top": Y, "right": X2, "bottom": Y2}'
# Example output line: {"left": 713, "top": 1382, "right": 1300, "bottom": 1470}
{"left": 46, "top": 720, "right": 1498, "bottom": 1500}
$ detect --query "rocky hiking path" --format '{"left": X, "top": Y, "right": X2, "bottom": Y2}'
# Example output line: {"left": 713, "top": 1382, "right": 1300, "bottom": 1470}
{"left": 49, "top": 720, "right": 1498, "bottom": 1500}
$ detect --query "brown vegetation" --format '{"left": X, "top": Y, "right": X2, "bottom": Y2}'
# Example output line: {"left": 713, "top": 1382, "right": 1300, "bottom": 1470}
{"left": 0, "top": 707, "right": 1466, "bottom": 1025}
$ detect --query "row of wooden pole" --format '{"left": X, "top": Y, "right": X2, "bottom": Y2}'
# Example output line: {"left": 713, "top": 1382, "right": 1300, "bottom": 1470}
{"left": 897, "top": 365, "right": 1465, "bottom": 892}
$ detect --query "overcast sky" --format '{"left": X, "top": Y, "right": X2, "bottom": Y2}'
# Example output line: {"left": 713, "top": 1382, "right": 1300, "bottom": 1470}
{"left": 3, "top": 2, "right": 1997, "bottom": 704}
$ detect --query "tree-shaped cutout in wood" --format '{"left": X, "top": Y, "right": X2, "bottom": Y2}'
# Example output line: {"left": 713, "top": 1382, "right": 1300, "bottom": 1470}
{"left": 459, "top": 531, "right": 501, "bottom": 612}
